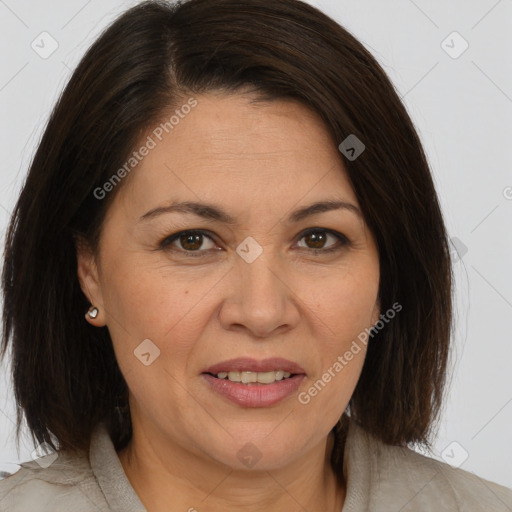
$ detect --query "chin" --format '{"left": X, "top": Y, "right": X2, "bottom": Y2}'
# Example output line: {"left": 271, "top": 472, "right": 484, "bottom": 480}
{"left": 201, "top": 428, "right": 317, "bottom": 472}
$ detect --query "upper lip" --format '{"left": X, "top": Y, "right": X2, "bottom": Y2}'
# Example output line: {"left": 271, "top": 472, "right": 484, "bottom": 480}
{"left": 202, "top": 357, "right": 306, "bottom": 375}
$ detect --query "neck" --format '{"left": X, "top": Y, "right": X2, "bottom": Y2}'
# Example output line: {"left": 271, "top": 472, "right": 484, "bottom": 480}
{"left": 118, "top": 425, "right": 345, "bottom": 512}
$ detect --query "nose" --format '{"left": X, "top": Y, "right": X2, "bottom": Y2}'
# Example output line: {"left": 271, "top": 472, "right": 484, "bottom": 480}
{"left": 218, "top": 250, "right": 301, "bottom": 338}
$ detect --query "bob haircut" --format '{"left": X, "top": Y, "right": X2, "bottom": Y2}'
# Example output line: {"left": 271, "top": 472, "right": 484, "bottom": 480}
{"left": 1, "top": 0, "right": 453, "bottom": 472}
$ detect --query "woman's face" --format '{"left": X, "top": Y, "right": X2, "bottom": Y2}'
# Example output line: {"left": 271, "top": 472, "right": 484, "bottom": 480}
{"left": 78, "top": 92, "right": 380, "bottom": 470}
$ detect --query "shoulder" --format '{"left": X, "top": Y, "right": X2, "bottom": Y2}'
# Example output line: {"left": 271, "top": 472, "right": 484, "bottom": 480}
{"left": 382, "top": 442, "right": 511, "bottom": 510}
{"left": 0, "top": 449, "right": 109, "bottom": 512}
{"left": 347, "top": 420, "right": 512, "bottom": 511}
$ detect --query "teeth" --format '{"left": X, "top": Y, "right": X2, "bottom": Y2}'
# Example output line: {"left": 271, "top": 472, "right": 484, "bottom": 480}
{"left": 241, "top": 371, "right": 257, "bottom": 383}
{"left": 215, "top": 370, "right": 293, "bottom": 384}
{"left": 228, "top": 371, "right": 241, "bottom": 382}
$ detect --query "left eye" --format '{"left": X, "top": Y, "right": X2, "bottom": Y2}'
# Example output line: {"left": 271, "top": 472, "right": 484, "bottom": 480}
{"left": 160, "top": 228, "right": 349, "bottom": 256}
{"left": 296, "top": 229, "right": 348, "bottom": 252}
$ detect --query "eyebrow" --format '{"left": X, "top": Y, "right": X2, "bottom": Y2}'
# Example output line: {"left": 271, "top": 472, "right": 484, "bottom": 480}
{"left": 138, "top": 199, "right": 362, "bottom": 225}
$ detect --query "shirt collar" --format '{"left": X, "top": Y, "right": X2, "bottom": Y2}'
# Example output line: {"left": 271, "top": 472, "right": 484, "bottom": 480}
{"left": 89, "top": 422, "right": 147, "bottom": 511}
{"left": 342, "top": 417, "right": 372, "bottom": 510}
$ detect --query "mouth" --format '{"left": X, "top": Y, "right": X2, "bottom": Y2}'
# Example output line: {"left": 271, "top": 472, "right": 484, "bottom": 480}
{"left": 201, "top": 356, "right": 306, "bottom": 381}
{"left": 201, "top": 357, "right": 306, "bottom": 407}
{"left": 205, "top": 369, "right": 296, "bottom": 385}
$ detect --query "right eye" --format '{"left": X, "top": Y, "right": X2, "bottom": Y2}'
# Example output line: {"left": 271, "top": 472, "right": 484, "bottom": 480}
{"left": 159, "top": 230, "right": 220, "bottom": 257}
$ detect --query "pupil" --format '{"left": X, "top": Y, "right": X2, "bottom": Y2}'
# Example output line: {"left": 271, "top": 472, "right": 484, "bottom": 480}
{"left": 181, "top": 233, "right": 202, "bottom": 250}
{"left": 307, "top": 232, "right": 325, "bottom": 249}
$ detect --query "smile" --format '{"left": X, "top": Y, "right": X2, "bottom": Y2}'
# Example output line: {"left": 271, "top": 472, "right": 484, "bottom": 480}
{"left": 212, "top": 370, "right": 293, "bottom": 384}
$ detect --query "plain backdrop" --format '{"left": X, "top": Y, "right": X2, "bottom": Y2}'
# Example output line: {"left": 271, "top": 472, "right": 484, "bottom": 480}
{"left": 0, "top": 0, "right": 511, "bottom": 489}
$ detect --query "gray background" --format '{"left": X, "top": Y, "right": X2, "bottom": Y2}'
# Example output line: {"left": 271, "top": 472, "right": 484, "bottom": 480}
{"left": 0, "top": 0, "right": 511, "bottom": 489}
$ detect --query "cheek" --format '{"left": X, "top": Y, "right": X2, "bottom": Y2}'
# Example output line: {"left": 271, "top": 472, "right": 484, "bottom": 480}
{"left": 300, "top": 270, "right": 378, "bottom": 404}
{"left": 100, "top": 256, "right": 206, "bottom": 334}
{"left": 297, "top": 343, "right": 367, "bottom": 434}
{"left": 305, "top": 270, "right": 379, "bottom": 345}
{"left": 99, "top": 259, "right": 224, "bottom": 377}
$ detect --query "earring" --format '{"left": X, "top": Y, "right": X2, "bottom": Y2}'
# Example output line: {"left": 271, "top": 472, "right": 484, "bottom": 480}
{"left": 86, "top": 305, "right": 99, "bottom": 319}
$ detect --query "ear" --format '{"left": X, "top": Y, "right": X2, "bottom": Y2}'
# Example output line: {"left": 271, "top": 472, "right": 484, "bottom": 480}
{"left": 75, "top": 235, "right": 107, "bottom": 327}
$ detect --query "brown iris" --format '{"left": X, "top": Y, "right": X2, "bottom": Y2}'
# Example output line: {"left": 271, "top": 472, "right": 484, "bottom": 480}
{"left": 179, "top": 233, "right": 204, "bottom": 251}
{"left": 304, "top": 231, "right": 327, "bottom": 249}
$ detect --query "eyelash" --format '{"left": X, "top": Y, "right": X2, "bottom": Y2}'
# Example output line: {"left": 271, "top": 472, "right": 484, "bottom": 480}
{"left": 159, "top": 228, "right": 350, "bottom": 258}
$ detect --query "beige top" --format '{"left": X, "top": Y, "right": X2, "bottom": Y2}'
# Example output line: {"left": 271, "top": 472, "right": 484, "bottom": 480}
{"left": 0, "top": 417, "right": 511, "bottom": 511}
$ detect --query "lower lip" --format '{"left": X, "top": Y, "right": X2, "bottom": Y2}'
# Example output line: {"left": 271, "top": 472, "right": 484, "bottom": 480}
{"left": 202, "top": 373, "right": 305, "bottom": 407}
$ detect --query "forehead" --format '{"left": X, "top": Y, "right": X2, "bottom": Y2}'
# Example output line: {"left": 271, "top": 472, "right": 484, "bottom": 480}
{"left": 114, "top": 92, "right": 358, "bottom": 218}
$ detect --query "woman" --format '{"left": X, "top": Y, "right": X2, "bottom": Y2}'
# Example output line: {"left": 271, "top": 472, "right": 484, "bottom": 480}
{"left": 0, "top": 0, "right": 510, "bottom": 510}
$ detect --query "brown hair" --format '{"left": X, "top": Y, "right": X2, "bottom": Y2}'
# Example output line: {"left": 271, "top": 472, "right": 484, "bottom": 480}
{"left": 1, "top": 0, "right": 453, "bottom": 476}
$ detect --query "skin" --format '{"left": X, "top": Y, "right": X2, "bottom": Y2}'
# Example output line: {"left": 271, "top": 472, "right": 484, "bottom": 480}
{"left": 77, "top": 90, "right": 380, "bottom": 512}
